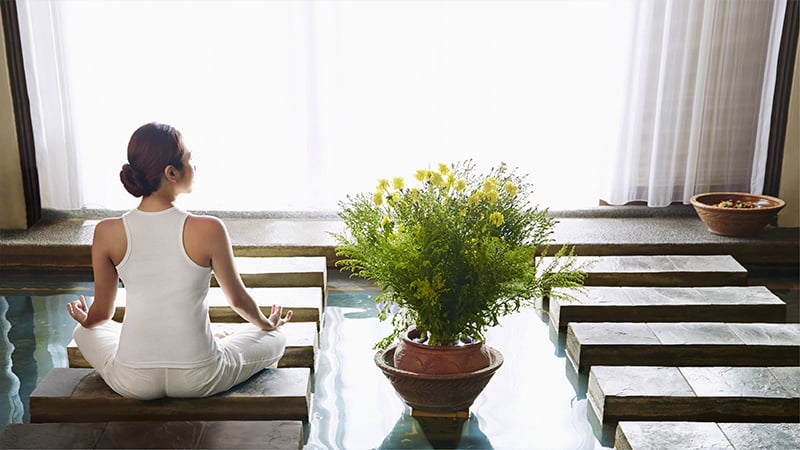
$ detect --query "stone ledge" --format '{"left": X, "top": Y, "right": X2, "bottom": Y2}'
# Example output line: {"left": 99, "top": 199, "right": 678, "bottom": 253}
{"left": 1, "top": 206, "right": 797, "bottom": 270}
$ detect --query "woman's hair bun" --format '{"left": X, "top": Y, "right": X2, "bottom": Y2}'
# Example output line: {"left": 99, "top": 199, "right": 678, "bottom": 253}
{"left": 120, "top": 163, "right": 149, "bottom": 197}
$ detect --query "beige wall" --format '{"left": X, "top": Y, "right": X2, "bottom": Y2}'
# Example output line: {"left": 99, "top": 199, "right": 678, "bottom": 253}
{"left": 0, "top": 18, "right": 28, "bottom": 230}
{"left": 777, "top": 42, "right": 800, "bottom": 227}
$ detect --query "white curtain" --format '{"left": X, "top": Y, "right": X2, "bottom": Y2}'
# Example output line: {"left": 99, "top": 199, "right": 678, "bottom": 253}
{"left": 16, "top": 0, "right": 786, "bottom": 212}
{"left": 16, "top": 0, "right": 622, "bottom": 212}
{"left": 15, "top": 0, "right": 83, "bottom": 210}
{"left": 602, "top": 0, "right": 787, "bottom": 206}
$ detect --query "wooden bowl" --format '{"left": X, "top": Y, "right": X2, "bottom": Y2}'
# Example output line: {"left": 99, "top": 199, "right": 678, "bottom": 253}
{"left": 690, "top": 192, "right": 785, "bottom": 237}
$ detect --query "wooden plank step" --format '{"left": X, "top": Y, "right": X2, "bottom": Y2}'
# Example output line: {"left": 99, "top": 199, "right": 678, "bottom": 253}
{"left": 30, "top": 367, "right": 311, "bottom": 423}
{"left": 615, "top": 421, "right": 800, "bottom": 450}
{"left": 211, "top": 257, "right": 327, "bottom": 292}
{"left": 550, "top": 286, "right": 785, "bottom": 332}
{"left": 68, "top": 322, "right": 318, "bottom": 369}
{"left": 0, "top": 420, "right": 304, "bottom": 449}
{"left": 112, "top": 287, "right": 323, "bottom": 327}
{"left": 566, "top": 322, "right": 800, "bottom": 372}
{"left": 587, "top": 366, "right": 800, "bottom": 442}
{"left": 546, "top": 255, "right": 748, "bottom": 287}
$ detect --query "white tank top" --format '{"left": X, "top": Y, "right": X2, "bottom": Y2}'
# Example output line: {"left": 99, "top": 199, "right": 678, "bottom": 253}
{"left": 114, "top": 207, "right": 218, "bottom": 368}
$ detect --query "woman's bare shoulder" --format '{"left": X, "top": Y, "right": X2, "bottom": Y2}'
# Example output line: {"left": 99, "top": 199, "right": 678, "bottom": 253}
{"left": 185, "top": 214, "right": 227, "bottom": 237}
{"left": 93, "top": 217, "right": 125, "bottom": 238}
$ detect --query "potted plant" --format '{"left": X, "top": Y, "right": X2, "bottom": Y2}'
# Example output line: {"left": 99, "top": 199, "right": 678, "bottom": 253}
{"left": 333, "top": 161, "right": 585, "bottom": 411}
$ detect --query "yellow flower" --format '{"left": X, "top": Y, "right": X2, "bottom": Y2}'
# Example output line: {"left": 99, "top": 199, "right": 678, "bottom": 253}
{"left": 392, "top": 177, "right": 405, "bottom": 190}
{"left": 438, "top": 163, "right": 450, "bottom": 175}
{"left": 376, "top": 179, "right": 389, "bottom": 192}
{"left": 454, "top": 179, "right": 467, "bottom": 191}
{"left": 430, "top": 171, "right": 446, "bottom": 187}
{"left": 468, "top": 192, "right": 483, "bottom": 206}
{"left": 504, "top": 182, "right": 518, "bottom": 197}
{"left": 372, "top": 192, "right": 383, "bottom": 206}
{"left": 485, "top": 189, "right": 499, "bottom": 204}
{"left": 489, "top": 211, "right": 504, "bottom": 226}
{"left": 483, "top": 177, "right": 498, "bottom": 193}
{"left": 381, "top": 215, "right": 390, "bottom": 227}
{"left": 411, "top": 188, "right": 420, "bottom": 201}
{"left": 392, "top": 192, "right": 401, "bottom": 203}
{"left": 446, "top": 173, "right": 456, "bottom": 187}
{"left": 415, "top": 170, "right": 431, "bottom": 182}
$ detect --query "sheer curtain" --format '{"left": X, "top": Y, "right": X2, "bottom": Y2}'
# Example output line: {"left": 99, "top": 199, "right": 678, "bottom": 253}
{"left": 16, "top": 1, "right": 786, "bottom": 212}
{"left": 16, "top": 0, "right": 620, "bottom": 212}
{"left": 602, "top": 0, "right": 787, "bottom": 206}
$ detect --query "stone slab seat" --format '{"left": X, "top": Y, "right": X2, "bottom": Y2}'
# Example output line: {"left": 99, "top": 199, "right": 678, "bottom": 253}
{"left": 67, "top": 322, "right": 318, "bottom": 369}
{"left": 0, "top": 420, "right": 304, "bottom": 449}
{"left": 29, "top": 367, "right": 311, "bottom": 423}
{"left": 566, "top": 322, "right": 800, "bottom": 372}
{"left": 549, "top": 286, "right": 786, "bottom": 332}
{"left": 543, "top": 255, "right": 747, "bottom": 288}
{"left": 112, "top": 286, "right": 323, "bottom": 327}
{"left": 212, "top": 256, "right": 327, "bottom": 292}
{"left": 614, "top": 421, "right": 800, "bottom": 450}
{"left": 586, "top": 365, "right": 800, "bottom": 445}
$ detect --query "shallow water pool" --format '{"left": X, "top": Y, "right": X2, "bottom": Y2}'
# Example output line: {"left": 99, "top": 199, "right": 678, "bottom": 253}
{"left": 0, "top": 273, "right": 609, "bottom": 449}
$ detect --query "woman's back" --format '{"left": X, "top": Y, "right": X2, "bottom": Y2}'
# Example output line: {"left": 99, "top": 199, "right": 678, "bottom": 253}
{"left": 114, "top": 207, "right": 217, "bottom": 368}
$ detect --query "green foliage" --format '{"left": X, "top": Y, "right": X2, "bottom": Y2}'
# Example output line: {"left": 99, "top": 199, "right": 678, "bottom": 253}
{"left": 333, "top": 161, "right": 585, "bottom": 348}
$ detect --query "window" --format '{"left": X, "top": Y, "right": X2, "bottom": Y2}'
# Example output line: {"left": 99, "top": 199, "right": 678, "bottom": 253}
{"left": 17, "top": 0, "right": 784, "bottom": 211}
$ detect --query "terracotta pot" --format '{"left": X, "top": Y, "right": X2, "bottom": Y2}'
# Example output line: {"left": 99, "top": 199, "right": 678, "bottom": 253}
{"left": 690, "top": 192, "right": 785, "bottom": 237}
{"left": 393, "top": 329, "right": 491, "bottom": 374}
{"left": 375, "top": 345, "right": 503, "bottom": 413}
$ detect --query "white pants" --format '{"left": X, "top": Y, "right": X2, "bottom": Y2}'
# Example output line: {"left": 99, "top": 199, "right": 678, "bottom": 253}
{"left": 73, "top": 321, "right": 286, "bottom": 400}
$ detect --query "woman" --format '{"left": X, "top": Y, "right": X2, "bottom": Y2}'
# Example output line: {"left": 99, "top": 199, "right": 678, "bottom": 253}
{"left": 66, "top": 122, "right": 292, "bottom": 400}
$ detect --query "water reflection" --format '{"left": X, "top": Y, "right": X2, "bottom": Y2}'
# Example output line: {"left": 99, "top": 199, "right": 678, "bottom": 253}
{"left": 0, "top": 295, "right": 76, "bottom": 431}
{"left": 378, "top": 410, "right": 492, "bottom": 449}
{"left": 0, "top": 297, "right": 24, "bottom": 430}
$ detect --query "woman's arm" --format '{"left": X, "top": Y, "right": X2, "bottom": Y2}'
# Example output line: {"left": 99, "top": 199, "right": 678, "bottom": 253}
{"left": 187, "top": 216, "right": 292, "bottom": 331}
{"left": 66, "top": 219, "right": 122, "bottom": 328}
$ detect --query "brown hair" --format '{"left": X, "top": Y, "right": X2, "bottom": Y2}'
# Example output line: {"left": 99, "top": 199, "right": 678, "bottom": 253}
{"left": 120, "top": 123, "right": 185, "bottom": 197}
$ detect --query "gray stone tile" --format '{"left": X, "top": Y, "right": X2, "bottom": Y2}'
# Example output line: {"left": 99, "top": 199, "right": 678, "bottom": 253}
{"left": 718, "top": 423, "right": 800, "bottom": 450}
{"left": 625, "top": 288, "right": 707, "bottom": 305}
{"left": 769, "top": 366, "right": 800, "bottom": 397}
{"left": 615, "top": 422, "right": 733, "bottom": 450}
{"left": 565, "top": 287, "right": 633, "bottom": 305}
{"left": 681, "top": 367, "right": 791, "bottom": 398}
{"left": 649, "top": 323, "right": 744, "bottom": 345}
{"left": 696, "top": 286, "right": 784, "bottom": 305}
{"left": 0, "top": 423, "right": 106, "bottom": 449}
{"left": 590, "top": 366, "right": 694, "bottom": 397}
{"left": 728, "top": 323, "right": 800, "bottom": 346}
{"left": 569, "top": 322, "right": 660, "bottom": 345}
{"left": 616, "top": 255, "right": 676, "bottom": 272}
{"left": 668, "top": 255, "right": 745, "bottom": 272}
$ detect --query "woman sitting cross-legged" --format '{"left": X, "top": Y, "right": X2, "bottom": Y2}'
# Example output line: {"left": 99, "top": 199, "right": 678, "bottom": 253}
{"left": 66, "top": 122, "right": 292, "bottom": 400}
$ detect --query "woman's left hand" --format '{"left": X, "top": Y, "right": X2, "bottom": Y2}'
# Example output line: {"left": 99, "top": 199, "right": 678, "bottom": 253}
{"left": 66, "top": 295, "right": 89, "bottom": 326}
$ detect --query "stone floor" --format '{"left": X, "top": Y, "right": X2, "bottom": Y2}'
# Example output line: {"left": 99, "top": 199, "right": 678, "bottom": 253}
{"left": 1, "top": 205, "right": 798, "bottom": 449}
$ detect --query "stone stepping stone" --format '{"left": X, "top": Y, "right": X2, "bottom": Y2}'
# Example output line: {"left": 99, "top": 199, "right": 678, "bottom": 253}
{"left": 67, "top": 322, "right": 318, "bottom": 369}
{"left": 587, "top": 366, "right": 800, "bottom": 442}
{"left": 30, "top": 367, "right": 311, "bottom": 423}
{"left": 566, "top": 322, "right": 800, "bottom": 372}
{"left": 545, "top": 255, "right": 747, "bottom": 288}
{"left": 211, "top": 257, "right": 327, "bottom": 293}
{"left": 550, "top": 286, "right": 785, "bottom": 332}
{"left": 112, "top": 286, "right": 323, "bottom": 327}
{"left": 0, "top": 420, "right": 304, "bottom": 449}
{"left": 615, "top": 421, "right": 800, "bottom": 450}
